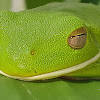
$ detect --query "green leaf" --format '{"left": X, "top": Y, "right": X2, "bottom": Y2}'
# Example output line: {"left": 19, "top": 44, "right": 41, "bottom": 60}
{"left": 0, "top": 75, "right": 100, "bottom": 100}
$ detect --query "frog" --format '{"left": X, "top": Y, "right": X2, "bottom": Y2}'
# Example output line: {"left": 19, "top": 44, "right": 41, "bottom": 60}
{"left": 0, "top": 2, "right": 100, "bottom": 81}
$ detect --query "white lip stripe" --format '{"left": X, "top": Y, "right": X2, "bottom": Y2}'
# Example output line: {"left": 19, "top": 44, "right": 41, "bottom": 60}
{"left": 0, "top": 50, "right": 100, "bottom": 81}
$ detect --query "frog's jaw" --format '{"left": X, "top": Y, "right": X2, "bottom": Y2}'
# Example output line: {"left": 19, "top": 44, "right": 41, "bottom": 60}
{"left": 0, "top": 50, "right": 100, "bottom": 81}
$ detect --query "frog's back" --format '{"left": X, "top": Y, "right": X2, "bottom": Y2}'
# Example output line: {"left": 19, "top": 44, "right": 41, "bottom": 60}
{"left": 27, "top": 2, "right": 100, "bottom": 46}
{"left": 31, "top": 2, "right": 100, "bottom": 26}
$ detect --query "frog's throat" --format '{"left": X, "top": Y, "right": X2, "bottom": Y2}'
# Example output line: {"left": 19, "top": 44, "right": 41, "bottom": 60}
{"left": 0, "top": 50, "right": 100, "bottom": 81}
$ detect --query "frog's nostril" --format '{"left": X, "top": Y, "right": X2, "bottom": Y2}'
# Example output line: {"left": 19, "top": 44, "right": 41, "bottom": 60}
{"left": 31, "top": 49, "right": 35, "bottom": 55}
{"left": 68, "top": 27, "right": 87, "bottom": 49}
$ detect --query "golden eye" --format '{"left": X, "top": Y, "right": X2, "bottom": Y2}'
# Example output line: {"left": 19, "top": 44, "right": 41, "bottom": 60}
{"left": 68, "top": 27, "right": 87, "bottom": 49}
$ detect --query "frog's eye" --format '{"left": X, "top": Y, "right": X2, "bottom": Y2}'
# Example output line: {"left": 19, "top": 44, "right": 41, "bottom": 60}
{"left": 68, "top": 27, "right": 87, "bottom": 49}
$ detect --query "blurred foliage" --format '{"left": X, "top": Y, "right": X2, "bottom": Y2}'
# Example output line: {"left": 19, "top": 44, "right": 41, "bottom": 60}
{"left": 25, "top": 0, "right": 100, "bottom": 9}
{"left": 81, "top": 0, "right": 100, "bottom": 5}
{"left": 0, "top": 0, "right": 11, "bottom": 11}
{"left": 0, "top": 0, "right": 100, "bottom": 11}
{"left": 26, "top": 0, "right": 64, "bottom": 9}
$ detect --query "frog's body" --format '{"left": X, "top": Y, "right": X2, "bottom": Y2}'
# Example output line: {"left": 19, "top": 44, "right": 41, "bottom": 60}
{"left": 0, "top": 3, "right": 100, "bottom": 81}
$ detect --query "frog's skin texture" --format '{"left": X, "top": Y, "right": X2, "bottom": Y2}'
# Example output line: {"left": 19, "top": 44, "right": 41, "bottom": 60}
{"left": 0, "top": 2, "right": 100, "bottom": 81}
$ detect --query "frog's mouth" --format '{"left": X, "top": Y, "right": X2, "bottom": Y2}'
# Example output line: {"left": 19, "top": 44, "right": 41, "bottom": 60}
{"left": 0, "top": 50, "right": 100, "bottom": 81}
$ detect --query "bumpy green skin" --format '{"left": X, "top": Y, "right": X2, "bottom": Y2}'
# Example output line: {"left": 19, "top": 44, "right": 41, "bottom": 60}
{"left": 0, "top": 3, "right": 100, "bottom": 78}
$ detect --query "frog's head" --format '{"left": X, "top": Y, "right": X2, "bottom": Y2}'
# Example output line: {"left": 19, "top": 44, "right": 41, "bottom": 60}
{"left": 0, "top": 11, "right": 100, "bottom": 81}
